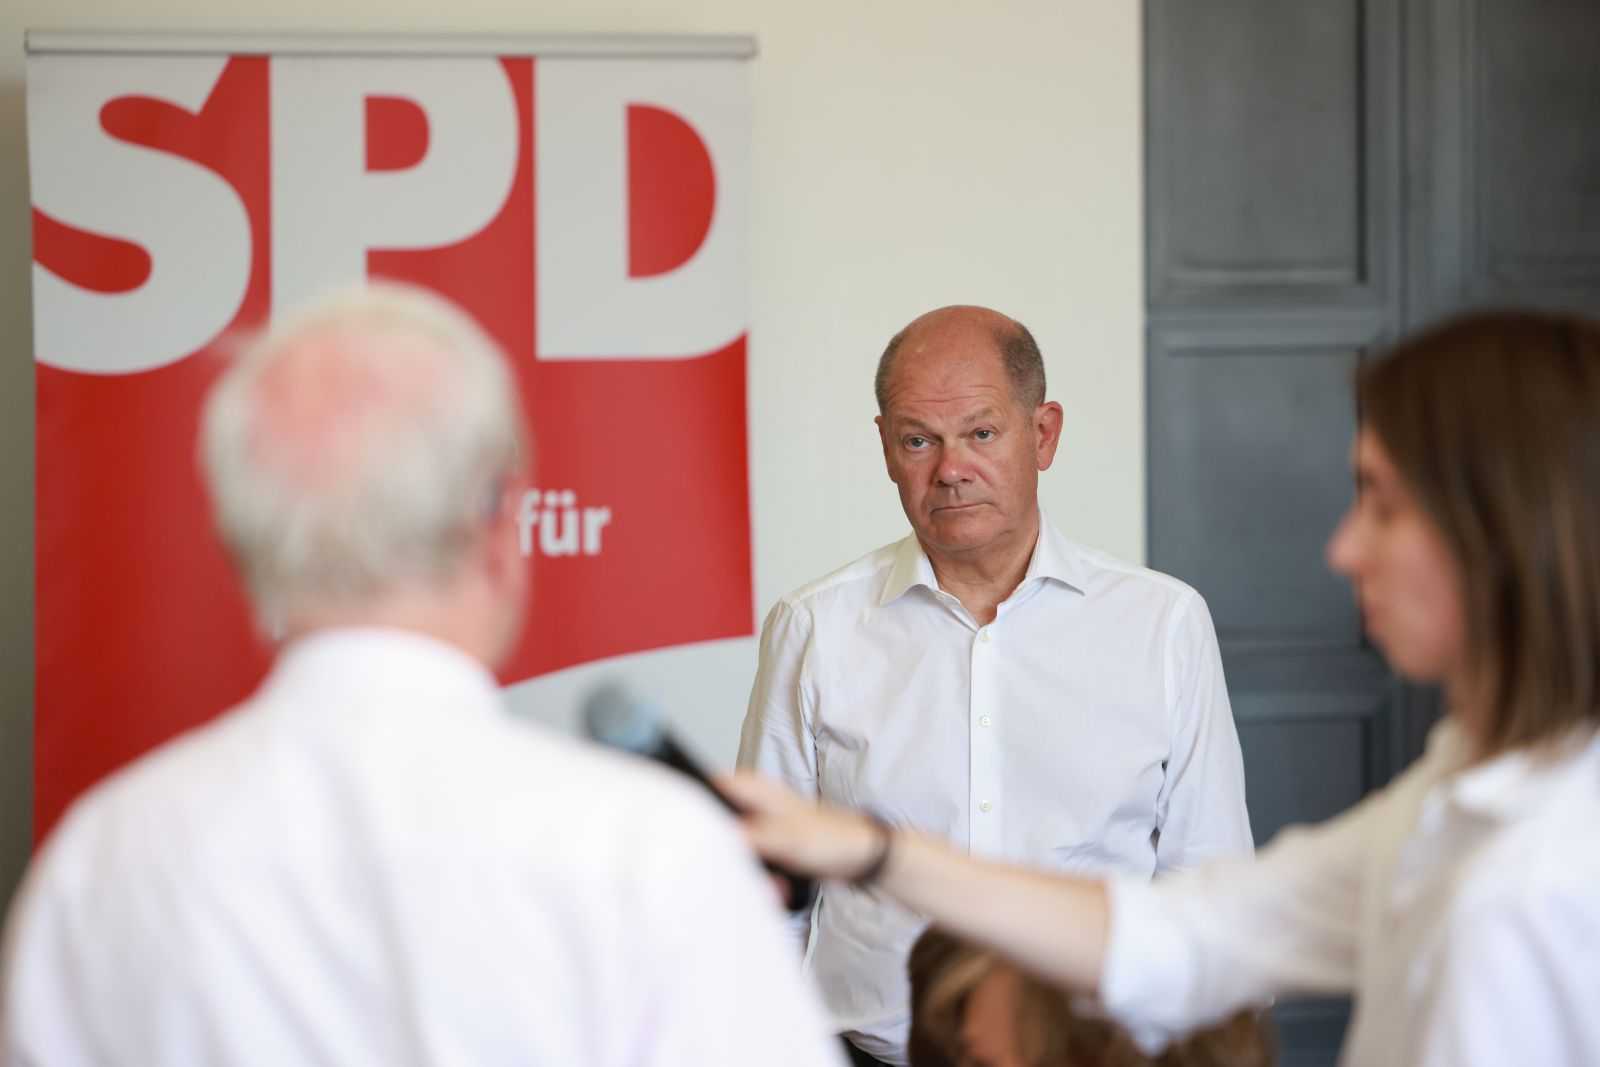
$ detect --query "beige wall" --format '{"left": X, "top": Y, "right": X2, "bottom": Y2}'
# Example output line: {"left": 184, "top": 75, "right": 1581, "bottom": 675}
{"left": 0, "top": 1, "right": 1143, "bottom": 906}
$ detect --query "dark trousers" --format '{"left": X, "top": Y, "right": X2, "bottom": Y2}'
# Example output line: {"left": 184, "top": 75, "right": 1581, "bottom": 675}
{"left": 842, "top": 1038, "right": 894, "bottom": 1067}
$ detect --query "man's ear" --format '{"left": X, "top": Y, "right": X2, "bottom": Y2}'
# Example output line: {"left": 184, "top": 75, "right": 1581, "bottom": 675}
{"left": 477, "top": 486, "right": 531, "bottom": 670}
{"left": 1035, "top": 402, "right": 1064, "bottom": 471}
{"left": 875, "top": 414, "right": 896, "bottom": 482}
{"left": 483, "top": 485, "right": 528, "bottom": 598}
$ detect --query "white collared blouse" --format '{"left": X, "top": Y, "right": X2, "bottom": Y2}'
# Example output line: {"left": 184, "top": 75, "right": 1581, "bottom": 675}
{"left": 1103, "top": 718, "right": 1600, "bottom": 1066}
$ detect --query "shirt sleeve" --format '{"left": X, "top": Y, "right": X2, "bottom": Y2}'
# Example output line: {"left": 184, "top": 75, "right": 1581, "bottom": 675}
{"left": 737, "top": 598, "right": 818, "bottom": 794}
{"left": 1153, "top": 591, "right": 1254, "bottom": 872}
{"left": 1100, "top": 791, "right": 1373, "bottom": 1047}
{"left": 737, "top": 597, "right": 824, "bottom": 949}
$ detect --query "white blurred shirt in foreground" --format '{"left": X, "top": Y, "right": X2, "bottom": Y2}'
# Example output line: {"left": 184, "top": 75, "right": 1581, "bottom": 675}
{"left": 2, "top": 628, "right": 844, "bottom": 1067}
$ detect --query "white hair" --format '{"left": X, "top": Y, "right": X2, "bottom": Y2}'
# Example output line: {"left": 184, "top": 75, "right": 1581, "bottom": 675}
{"left": 200, "top": 283, "right": 524, "bottom": 626}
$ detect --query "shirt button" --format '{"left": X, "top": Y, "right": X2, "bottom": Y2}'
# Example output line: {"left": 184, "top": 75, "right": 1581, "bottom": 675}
{"left": 978, "top": 629, "right": 990, "bottom": 644}
{"left": 979, "top": 801, "right": 993, "bottom": 813}
{"left": 978, "top": 715, "right": 991, "bottom": 728}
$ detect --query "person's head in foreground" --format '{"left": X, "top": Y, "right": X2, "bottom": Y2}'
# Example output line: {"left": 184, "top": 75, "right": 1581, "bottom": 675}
{"left": 203, "top": 281, "right": 528, "bottom": 663}
{"left": 909, "top": 924, "right": 1125, "bottom": 1067}
{"left": 725, "top": 308, "right": 1600, "bottom": 1066}
{"left": 909, "top": 926, "right": 1272, "bottom": 1067}
{"left": 1327, "top": 309, "right": 1600, "bottom": 757}
{"left": 4, "top": 285, "right": 848, "bottom": 1067}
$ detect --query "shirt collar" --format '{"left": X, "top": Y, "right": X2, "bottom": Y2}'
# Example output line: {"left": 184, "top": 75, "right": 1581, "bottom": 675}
{"left": 1434, "top": 718, "right": 1600, "bottom": 822}
{"left": 878, "top": 507, "right": 1089, "bottom": 607}
{"left": 263, "top": 626, "right": 504, "bottom": 716}
{"left": 1027, "top": 508, "right": 1090, "bottom": 594}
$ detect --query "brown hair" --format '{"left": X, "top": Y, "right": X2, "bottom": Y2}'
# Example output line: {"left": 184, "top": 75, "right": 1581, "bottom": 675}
{"left": 1152, "top": 1012, "right": 1273, "bottom": 1067}
{"left": 1358, "top": 310, "right": 1600, "bottom": 755}
{"left": 907, "top": 927, "right": 1272, "bottom": 1067}
{"left": 908, "top": 927, "right": 1128, "bottom": 1067}
{"left": 907, "top": 926, "right": 976, "bottom": 1067}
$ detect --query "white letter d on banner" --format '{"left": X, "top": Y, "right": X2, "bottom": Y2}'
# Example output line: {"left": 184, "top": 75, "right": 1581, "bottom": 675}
{"left": 535, "top": 58, "right": 748, "bottom": 361}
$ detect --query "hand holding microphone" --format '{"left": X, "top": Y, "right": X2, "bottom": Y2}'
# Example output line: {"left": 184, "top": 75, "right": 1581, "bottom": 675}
{"left": 581, "top": 681, "right": 819, "bottom": 914}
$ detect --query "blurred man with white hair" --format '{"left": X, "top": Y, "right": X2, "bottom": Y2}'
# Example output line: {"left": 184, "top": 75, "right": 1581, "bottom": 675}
{"left": 1, "top": 284, "right": 844, "bottom": 1067}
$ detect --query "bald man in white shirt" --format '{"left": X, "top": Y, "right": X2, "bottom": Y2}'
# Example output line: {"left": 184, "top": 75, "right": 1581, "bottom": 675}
{"left": 737, "top": 306, "right": 1253, "bottom": 1066}
{"left": 1, "top": 285, "right": 844, "bottom": 1067}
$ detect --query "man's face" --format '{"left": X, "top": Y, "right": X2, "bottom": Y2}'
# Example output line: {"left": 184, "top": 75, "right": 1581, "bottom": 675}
{"left": 875, "top": 317, "right": 1061, "bottom": 565}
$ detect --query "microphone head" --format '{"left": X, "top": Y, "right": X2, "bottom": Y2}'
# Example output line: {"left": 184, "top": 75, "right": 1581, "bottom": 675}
{"left": 581, "top": 680, "right": 666, "bottom": 756}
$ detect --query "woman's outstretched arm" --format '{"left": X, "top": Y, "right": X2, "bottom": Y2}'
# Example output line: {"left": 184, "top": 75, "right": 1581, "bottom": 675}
{"left": 719, "top": 770, "right": 1110, "bottom": 993}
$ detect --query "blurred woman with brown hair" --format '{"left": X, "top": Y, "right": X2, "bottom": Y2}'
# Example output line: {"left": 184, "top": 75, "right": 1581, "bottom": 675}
{"left": 726, "top": 310, "right": 1600, "bottom": 1066}
{"left": 908, "top": 927, "right": 1272, "bottom": 1067}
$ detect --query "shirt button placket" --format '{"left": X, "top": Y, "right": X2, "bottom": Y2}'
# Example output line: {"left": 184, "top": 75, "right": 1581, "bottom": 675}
{"left": 970, "top": 625, "right": 1002, "bottom": 855}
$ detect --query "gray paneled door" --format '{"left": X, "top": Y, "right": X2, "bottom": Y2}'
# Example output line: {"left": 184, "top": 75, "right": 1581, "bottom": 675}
{"left": 1144, "top": 1, "right": 1600, "bottom": 1063}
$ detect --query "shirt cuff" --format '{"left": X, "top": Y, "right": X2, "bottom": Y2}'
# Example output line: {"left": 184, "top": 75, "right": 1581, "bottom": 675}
{"left": 1100, "top": 875, "right": 1192, "bottom": 1053}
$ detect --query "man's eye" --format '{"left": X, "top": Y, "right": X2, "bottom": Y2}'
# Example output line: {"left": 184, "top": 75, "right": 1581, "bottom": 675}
{"left": 906, "top": 436, "right": 928, "bottom": 449}
{"left": 973, "top": 429, "right": 995, "bottom": 441}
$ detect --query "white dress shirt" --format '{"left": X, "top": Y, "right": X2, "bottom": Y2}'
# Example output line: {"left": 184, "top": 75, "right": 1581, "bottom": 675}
{"left": 1103, "top": 718, "right": 1600, "bottom": 1066}
{"left": 2, "top": 628, "right": 844, "bottom": 1067}
{"left": 739, "top": 513, "right": 1252, "bottom": 1063}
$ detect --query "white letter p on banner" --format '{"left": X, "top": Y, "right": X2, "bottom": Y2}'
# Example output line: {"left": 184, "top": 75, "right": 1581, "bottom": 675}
{"left": 269, "top": 56, "right": 519, "bottom": 315}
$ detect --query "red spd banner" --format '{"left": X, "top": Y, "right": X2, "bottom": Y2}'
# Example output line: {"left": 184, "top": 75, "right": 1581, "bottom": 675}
{"left": 28, "top": 41, "right": 753, "bottom": 841}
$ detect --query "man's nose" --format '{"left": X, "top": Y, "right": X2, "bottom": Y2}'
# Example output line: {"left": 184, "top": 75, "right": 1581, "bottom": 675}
{"left": 936, "top": 445, "right": 974, "bottom": 486}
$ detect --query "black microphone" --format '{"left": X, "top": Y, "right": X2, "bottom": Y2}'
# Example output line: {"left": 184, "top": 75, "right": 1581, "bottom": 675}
{"left": 582, "top": 681, "right": 817, "bottom": 914}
